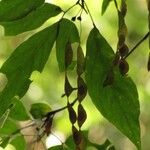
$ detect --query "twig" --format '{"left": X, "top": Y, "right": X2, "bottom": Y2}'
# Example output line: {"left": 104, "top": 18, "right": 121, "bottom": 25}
{"left": 84, "top": 1, "right": 96, "bottom": 27}
{"left": 125, "top": 32, "right": 150, "bottom": 59}
{"left": 46, "top": 98, "right": 78, "bottom": 117}
{"left": 113, "top": 0, "right": 119, "bottom": 12}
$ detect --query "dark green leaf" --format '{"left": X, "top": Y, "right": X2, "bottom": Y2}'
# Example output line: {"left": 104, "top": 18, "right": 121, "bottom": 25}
{"left": 0, "top": 0, "right": 44, "bottom": 22}
{"left": 0, "top": 23, "right": 58, "bottom": 117}
{"left": 9, "top": 98, "right": 30, "bottom": 121}
{"left": 30, "top": 103, "right": 51, "bottom": 119}
{"left": 56, "top": 19, "right": 79, "bottom": 72}
{"left": 10, "top": 135, "right": 26, "bottom": 150}
{"left": 1, "top": 3, "right": 62, "bottom": 35}
{"left": 101, "top": 0, "right": 112, "bottom": 15}
{"left": 85, "top": 28, "right": 141, "bottom": 150}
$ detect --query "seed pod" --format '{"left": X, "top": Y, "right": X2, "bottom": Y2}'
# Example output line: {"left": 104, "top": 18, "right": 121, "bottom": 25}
{"left": 113, "top": 52, "right": 120, "bottom": 66}
{"left": 77, "top": 104, "right": 87, "bottom": 128}
{"left": 103, "top": 70, "right": 114, "bottom": 87}
{"left": 121, "top": 0, "right": 127, "bottom": 17}
{"left": 77, "top": 46, "right": 85, "bottom": 75}
{"left": 77, "top": 77, "right": 87, "bottom": 102}
{"left": 147, "top": 52, "right": 150, "bottom": 71}
{"left": 68, "top": 103, "right": 77, "bottom": 124}
{"left": 119, "top": 43, "right": 129, "bottom": 57}
{"left": 65, "top": 42, "right": 73, "bottom": 69}
{"left": 71, "top": 16, "right": 76, "bottom": 21}
{"left": 65, "top": 76, "right": 73, "bottom": 97}
{"left": 72, "top": 125, "right": 82, "bottom": 145}
{"left": 44, "top": 116, "right": 53, "bottom": 136}
{"left": 118, "top": 59, "right": 129, "bottom": 75}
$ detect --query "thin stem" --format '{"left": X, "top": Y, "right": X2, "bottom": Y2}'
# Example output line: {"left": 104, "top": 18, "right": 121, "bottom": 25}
{"left": 61, "top": 1, "right": 79, "bottom": 19}
{"left": 84, "top": 1, "right": 96, "bottom": 27}
{"left": 125, "top": 32, "right": 150, "bottom": 59}
{"left": 113, "top": 0, "right": 119, "bottom": 12}
{"left": 46, "top": 98, "right": 78, "bottom": 117}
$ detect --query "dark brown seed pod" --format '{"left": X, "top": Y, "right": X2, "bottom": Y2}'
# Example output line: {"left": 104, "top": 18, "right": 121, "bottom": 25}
{"left": 77, "top": 46, "right": 85, "bottom": 75}
{"left": 118, "top": 59, "right": 129, "bottom": 75}
{"left": 121, "top": 0, "right": 127, "bottom": 17}
{"left": 68, "top": 103, "right": 77, "bottom": 124}
{"left": 119, "top": 43, "right": 129, "bottom": 57}
{"left": 72, "top": 125, "right": 82, "bottom": 145}
{"left": 77, "top": 77, "right": 87, "bottom": 102}
{"left": 113, "top": 52, "right": 120, "bottom": 66}
{"left": 65, "top": 75, "right": 73, "bottom": 97}
{"left": 44, "top": 116, "right": 53, "bottom": 136}
{"left": 103, "top": 70, "right": 114, "bottom": 87}
{"left": 77, "top": 104, "right": 87, "bottom": 128}
{"left": 65, "top": 42, "right": 73, "bottom": 69}
{"left": 71, "top": 16, "right": 76, "bottom": 21}
{"left": 147, "top": 52, "right": 150, "bottom": 71}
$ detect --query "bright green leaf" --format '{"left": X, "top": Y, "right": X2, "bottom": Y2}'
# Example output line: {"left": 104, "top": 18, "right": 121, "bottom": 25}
{"left": 1, "top": 3, "right": 62, "bottom": 35}
{"left": 0, "top": 0, "right": 44, "bottom": 22}
{"left": 30, "top": 103, "right": 51, "bottom": 119}
{"left": 101, "top": 0, "right": 112, "bottom": 15}
{"left": 0, "top": 23, "right": 58, "bottom": 117}
{"left": 56, "top": 19, "right": 79, "bottom": 72}
{"left": 85, "top": 28, "right": 141, "bottom": 149}
{"left": 0, "top": 119, "right": 18, "bottom": 135}
{"left": 9, "top": 98, "right": 30, "bottom": 121}
{"left": 10, "top": 135, "right": 26, "bottom": 150}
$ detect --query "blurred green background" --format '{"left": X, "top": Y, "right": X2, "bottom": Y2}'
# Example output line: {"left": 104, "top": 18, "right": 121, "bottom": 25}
{"left": 0, "top": 0, "right": 150, "bottom": 150}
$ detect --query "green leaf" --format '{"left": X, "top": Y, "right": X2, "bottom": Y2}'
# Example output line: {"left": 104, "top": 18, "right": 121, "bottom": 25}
{"left": 85, "top": 28, "right": 141, "bottom": 149}
{"left": 0, "top": 23, "right": 58, "bottom": 117}
{"left": 0, "top": 118, "right": 18, "bottom": 135}
{"left": 1, "top": 3, "right": 62, "bottom": 35}
{"left": 30, "top": 103, "right": 51, "bottom": 119}
{"left": 9, "top": 98, "right": 30, "bottom": 121}
{"left": 0, "top": 0, "right": 44, "bottom": 22}
{"left": 10, "top": 135, "right": 26, "bottom": 150}
{"left": 56, "top": 19, "right": 79, "bottom": 72}
{"left": 101, "top": 0, "right": 112, "bottom": 15}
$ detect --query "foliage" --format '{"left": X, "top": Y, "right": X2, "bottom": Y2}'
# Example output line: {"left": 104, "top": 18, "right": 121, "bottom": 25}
{"left": 0, "top": 0, "right": 149, "bottom": 149}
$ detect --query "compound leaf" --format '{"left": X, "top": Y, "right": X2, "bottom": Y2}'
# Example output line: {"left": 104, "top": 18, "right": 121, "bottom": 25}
{"left": 85, "top": 27, "right": 141, "bottom": 150}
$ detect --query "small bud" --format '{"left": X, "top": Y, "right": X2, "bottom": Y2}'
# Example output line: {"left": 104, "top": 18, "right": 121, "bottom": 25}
{"left": 77, "top": 16, "right": 82, "bottom": 21}
{"left": 71, "top": 16, "right": 76, "bottom": 21}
